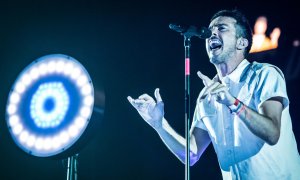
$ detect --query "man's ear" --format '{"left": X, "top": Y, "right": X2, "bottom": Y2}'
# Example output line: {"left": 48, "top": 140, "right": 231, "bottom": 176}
{"left": 236, "top": 37, "right": 249, "bottom": 50}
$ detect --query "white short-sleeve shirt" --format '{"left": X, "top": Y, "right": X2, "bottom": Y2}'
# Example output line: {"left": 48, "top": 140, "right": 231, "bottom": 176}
{"left": 192, "top": 59, "right": 300, "bottom": 179}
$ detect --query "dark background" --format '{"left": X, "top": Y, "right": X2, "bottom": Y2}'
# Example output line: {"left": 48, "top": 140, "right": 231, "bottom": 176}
{"left": 0, "top": 0, "right": 299, "bottom": 179}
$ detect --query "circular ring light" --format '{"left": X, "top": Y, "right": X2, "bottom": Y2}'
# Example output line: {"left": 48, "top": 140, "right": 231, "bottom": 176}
{"left": 6, "top": 54, "right": 94, "bottom": 157}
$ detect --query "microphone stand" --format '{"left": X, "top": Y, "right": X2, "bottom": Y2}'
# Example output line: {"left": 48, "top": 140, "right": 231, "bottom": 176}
{"left": 183, "top": 33, "right": 193, "bottom": 180}
{"left": 170, "top": 24, "right": 211, "bottom": 180}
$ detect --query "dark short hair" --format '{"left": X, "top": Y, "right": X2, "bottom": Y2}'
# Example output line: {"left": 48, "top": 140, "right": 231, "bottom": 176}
{"left": 211, "top": 9, "right": 253, "bottom": 57}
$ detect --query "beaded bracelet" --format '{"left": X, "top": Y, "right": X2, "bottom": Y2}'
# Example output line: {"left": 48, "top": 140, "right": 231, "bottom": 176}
{"left": 236, "top": 103, "right": 246, "bottom": 116}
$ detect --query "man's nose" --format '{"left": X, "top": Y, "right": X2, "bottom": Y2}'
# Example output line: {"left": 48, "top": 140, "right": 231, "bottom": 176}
{"left": 211, "top": 27, "right": 218, "bottom": 36}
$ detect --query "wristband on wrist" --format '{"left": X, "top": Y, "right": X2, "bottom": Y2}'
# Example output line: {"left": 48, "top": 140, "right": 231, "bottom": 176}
{"left": 233, "top": 98, "right": 239, "bottom": 106}
{"left": 228, "top": 98, "right": 242, "bottom": 114}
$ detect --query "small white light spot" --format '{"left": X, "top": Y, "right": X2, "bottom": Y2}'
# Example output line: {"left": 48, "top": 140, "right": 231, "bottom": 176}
{"left": 38, "top": 64, "right": 47, "bottom": 76}
{"left": 21, "top": 73, "right": 32, "bottom": 87}
{"left": 59, "top": 132, "right": 70, "bottom": 145}
{"left": 9, "top": 115, "right": 19, "bottom": 127}
{"left": 76, "top": 75, "right": 88, "bottom": 87}
{"left": 43, "top": 137, "right": 52, "bottom": 150}
{"left": 12, "top": 124, "right": 23, "bottom": 135}
{"left": 63, "top": 62, "right": 74, "bottom": 75}
{"left": 47, "top": 61, "right": 56, "bottom": 73}
{"left": 20, "top": 131, "right": 29, "bottom": 143}
{"left": 68, "top": 125, "right": 79, "bottom": 138}
{"left": 35, "top": 137, "right": 44, "bottom": 150}
{"left": 81, "top": 84, "right": 92, "bottom": 95}
{"left": 70, "top": 67, "right": 81, "bottom": 80}
{"left": 55, "top": 60, "right": 65, "bottom": 73}
{"left": 80, "top": 106, "right": 91, "bottom": 118}
{"left": 26, "top": 134, "right": 36, "bottom": 148}
{"left": 75, "top": 117, "right": 86, "bottom": 129}
{"left": 29, "top": 67, "right": 40, "bottom": 80}
{"left": 10, "top": 92, "right": 20, "bottom": 104}
{"left": 83, "top": 95, "right": 94, "bottom": 106}
{"left": 52, "top": 136, "right": 62, "bottom": 149}
{"left": 15, "top": 82, "right": 25, "bottom": 94}
{"left": 7, "top": 104, "right": 17, "bottom": 115}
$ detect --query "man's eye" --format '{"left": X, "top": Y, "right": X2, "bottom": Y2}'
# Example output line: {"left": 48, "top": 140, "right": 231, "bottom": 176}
{"left": 218, "top": 27, "right": 226, "bottom": 31}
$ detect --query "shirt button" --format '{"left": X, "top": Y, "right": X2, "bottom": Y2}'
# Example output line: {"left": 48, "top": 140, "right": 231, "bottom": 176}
{"left": 227, "top": 150, "right": 232, "bottom": 155}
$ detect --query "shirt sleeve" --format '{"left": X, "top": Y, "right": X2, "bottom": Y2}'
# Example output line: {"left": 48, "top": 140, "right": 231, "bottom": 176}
{"left": 255, "top": 65, "right": 289, "bottom": 110}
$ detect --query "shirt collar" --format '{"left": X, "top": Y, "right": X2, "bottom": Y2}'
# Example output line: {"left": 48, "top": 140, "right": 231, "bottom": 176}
{"left": 220, "top": 59, "right": 250, "bottom": 84}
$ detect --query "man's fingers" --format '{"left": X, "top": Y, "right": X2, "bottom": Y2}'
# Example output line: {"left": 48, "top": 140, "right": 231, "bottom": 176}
{"left": 197, "top": 71, "right": 213, "bottom": 86}
{"left": 210, "top": 86, "right": 228, "bottom": 95}
{"left": 154, "top": 88, "right": 164, "bottom": 115}
{"left": 138, "top": 94, "right": 152, "bottom": 101}
{"left": 205, "top": 82, "right": 220, "bottom": 93}
{"left": 127, "top": 96, "right": 138, "bottom": 107}
{"left": 127, "top": 96, "right": 145, "bottom": 107}
{"left": 209, "top": 85, "right": 228, "bottom": 100}
{"left": 127, "top": 96, "right": 134, "bottom": 104}
{"left": 154, "top": 88, "right": 162, "bottom": 102}
{"left": 133, "top": 99, "right": 147, "bottom": 104}
{"left": 128, "top": 88, "right": 162, "bottom": 109}
{"left": 197, "top": 71, "right": 212, "bottom": 84}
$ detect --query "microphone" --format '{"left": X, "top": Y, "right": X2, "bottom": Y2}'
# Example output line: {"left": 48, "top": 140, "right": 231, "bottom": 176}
{"left": 169, "top": 23, "right": 211, "bottom": 39}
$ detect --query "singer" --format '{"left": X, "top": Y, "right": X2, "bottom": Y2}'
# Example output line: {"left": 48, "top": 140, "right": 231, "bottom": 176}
{"left": 127, "top": 9, "right": 300, "bottom": 179}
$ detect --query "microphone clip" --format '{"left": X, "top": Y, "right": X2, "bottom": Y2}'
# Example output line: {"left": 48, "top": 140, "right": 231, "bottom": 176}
{"left": 169, "top": 24, "right": 211, "bottom": 39}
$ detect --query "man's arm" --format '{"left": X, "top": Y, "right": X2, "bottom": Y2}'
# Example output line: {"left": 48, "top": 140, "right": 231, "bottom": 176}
{"left": 156, "top": 118, "right": 211, "bottom": 165}
{"left": 198, "top": 71, "right": 283, "bottom": 146}
{"left": 128, "top": 88, "right": 211, "bottom": 165}
{"left": 236, "top": 97, "right": 283, "bottom": 145}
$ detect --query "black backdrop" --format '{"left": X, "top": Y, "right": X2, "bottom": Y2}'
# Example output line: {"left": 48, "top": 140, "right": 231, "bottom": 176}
{"left": 0, "top": 0, "right": 299, "bottom": 179}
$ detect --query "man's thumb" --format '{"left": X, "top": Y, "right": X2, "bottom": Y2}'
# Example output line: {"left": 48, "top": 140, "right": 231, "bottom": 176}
{"left": 154, "top": 88, "right": 162, "bottom": 102}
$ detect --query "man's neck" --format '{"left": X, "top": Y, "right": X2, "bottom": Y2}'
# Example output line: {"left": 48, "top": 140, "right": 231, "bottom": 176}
{"left": 215, "top": 58, "right": 244, "bottom": 78}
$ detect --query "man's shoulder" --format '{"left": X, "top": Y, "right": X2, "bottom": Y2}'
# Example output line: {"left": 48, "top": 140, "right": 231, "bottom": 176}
{"left": 250, "top": 61, "right": 277, "bottom": 70}
{"left": 249, "top": 61, "right": 284, "bottom": 78}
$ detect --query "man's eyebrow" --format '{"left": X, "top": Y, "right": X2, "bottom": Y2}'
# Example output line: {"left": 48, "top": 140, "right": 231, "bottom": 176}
{"left": 208, "top": 23, "right": 229, "bottom": 30}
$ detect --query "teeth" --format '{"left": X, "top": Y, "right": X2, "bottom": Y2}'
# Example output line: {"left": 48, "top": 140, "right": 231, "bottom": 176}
{"left": 209, "top": 39, "right": 222, "bottom": 49}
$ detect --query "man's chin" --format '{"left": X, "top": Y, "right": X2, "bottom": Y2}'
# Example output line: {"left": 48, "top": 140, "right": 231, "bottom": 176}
{"left": 210, "top": 57, "right": 220, "bottom": 64}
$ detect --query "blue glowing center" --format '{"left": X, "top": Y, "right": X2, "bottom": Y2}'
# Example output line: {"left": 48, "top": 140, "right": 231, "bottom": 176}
{"left": 30, "top": 82, "right": 70, "bottom": 128}
{"left": 43, "top": 98, "right": 55, "bottom": 112}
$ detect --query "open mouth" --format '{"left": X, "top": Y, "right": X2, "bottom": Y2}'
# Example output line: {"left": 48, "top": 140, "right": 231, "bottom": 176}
{"left": 209, "top": 38, "right": 223, "bottom": 51}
